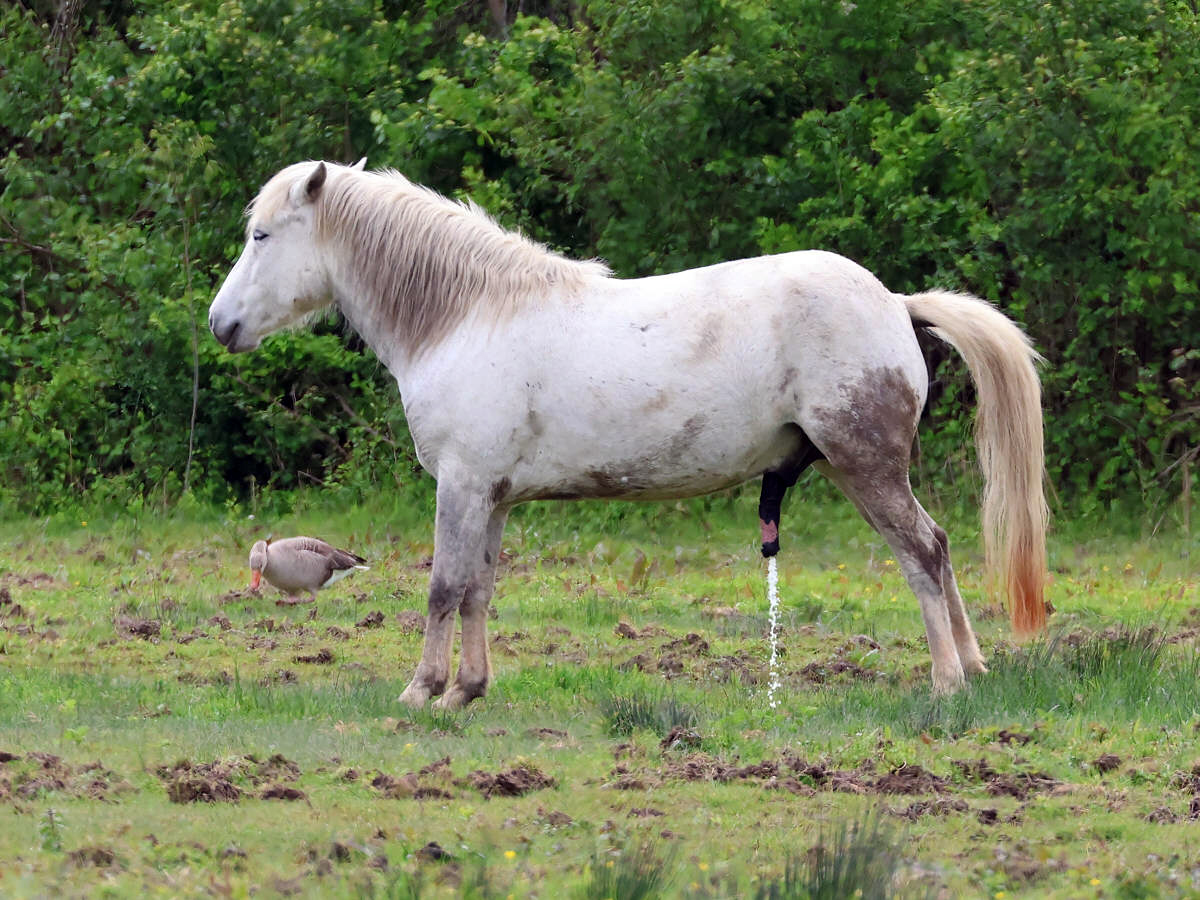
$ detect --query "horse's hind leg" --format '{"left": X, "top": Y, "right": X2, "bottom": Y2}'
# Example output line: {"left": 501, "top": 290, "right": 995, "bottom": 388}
{"left": 919, "top": 507, "right": 987, "bottom": 675}
{"left": 821, "top": 461, "right": 966, "bottom": 694}
{"left": 434, "top": 507, "right": 508, "bottom": 711}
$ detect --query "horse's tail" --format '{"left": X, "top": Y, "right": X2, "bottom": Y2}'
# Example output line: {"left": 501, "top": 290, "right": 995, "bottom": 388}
{"left": 903, "top": 290, "right": 1048, "bottom": 636}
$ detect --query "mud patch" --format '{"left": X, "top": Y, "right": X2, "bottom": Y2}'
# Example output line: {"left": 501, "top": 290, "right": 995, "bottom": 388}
{"left": 462, "top": 762, "right": 556, "bottom": 798}
{"left": 661, "top": 632, "right": 709, "bottom": 654}
{"left": 67, "top": 845, "right": 120, "bottom": 869}
{"left": 889, "top": 797, "right": 969, "bottom": 820}
{"left": 396, "top": 610, "right": 426, "bottom": 633}
{"left": 260, "top": 784, "right": 307, "bottom": 801}
{"left": 115, "top": 615, "right": 161, "bottom": 640}
{"left": 356, "top": 610, "right": 385, "bottom": 629}
{"left": 0, "top": 752, "right": 134, "bottom": 805}
{"left": 1091, "top": 753, "right": 1122, "bottom": 775}
{"left": 871, "top": 764, "right": 947, "bottom": 795}
{"left": 800, "top": 657, "right": 882, "bottom": 684}
{"left": 155, "top": 754, "right": 302, "bottom": 803}
{"left": 620, "top": 753, "right": 953, "bottom": 799}
{"left": 294, "top": 648, "right": 334, "bottom": 664}
{"left": 372, "top": 756, "right": 456, "bottom": 800}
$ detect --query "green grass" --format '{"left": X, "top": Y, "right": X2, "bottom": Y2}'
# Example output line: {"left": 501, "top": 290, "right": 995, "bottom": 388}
{"left": 0, "top": 489, "right": 1196, "bottom": 897}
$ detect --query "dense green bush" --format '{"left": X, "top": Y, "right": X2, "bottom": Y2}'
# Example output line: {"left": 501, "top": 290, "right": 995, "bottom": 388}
{"left": 1, "top": 0, "right": 1196, "bottom": 516}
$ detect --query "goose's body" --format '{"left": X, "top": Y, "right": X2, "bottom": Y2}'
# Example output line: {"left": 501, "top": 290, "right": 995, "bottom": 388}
{"left": 249, "top": 537, "right": 368, "bottom": 604}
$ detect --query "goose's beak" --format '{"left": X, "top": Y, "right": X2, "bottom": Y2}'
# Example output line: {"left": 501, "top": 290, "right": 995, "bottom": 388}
{"left": 250, "top": 570, "right": 262, "bottom": 591}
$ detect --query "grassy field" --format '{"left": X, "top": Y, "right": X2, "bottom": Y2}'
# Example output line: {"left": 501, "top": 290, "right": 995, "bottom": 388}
{"left": 0, "top": 487, "right": 1196, "bottom": 898}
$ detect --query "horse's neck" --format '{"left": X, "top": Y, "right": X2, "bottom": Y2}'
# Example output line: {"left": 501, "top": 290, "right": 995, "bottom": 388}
{"left": 329, "top": 263, "right": 414, "bottom": 380}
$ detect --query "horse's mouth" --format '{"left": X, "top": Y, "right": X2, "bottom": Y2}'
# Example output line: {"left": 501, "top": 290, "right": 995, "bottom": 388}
{"left": 211, "top": 318, "right": 259, "bottom": 353}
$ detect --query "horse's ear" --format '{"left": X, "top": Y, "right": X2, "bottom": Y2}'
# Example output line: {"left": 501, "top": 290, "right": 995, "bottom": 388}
{"left": 289, "top": 161, "right": 327, "bottom": 208}
{"left": 352, "top": 157, "right": 367, "bottom": 171}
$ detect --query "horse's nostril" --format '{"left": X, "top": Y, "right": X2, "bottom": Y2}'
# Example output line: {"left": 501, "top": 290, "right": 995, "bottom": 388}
{"left": 215, "top": 319, "right": 241, "bottom": 348}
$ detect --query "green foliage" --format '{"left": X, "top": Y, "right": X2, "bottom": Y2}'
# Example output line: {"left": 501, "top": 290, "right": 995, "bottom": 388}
{"left": 752, "top": 808, "right": 914, "bottom": 900}
{"left": 596, "top": 686, "right": 699, "bottom": 738}
{"left": 1, "top": 0, "right": 1196, "bottom": 515}
{"left": 577, "top": 840, "right": 675, "bottom": 900}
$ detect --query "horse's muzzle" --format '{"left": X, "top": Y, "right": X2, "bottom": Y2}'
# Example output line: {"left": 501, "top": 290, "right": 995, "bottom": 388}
{"left": 210, "top": 315, "right": 242, "bottom": 351}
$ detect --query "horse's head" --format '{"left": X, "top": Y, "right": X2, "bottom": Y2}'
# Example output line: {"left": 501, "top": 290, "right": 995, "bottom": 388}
{"left": 208, "top": 159, "right": 364, "bottom": 353}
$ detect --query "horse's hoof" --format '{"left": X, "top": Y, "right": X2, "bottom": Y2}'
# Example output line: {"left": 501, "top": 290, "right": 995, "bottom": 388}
{"left": 930, "top": 666, "right": 967, "bottom": 696}
{"left": 398, "top": 684, "right": 430, "bottom": 708}
{"left": 433, "top": 685, "right": 483, "bottom": 711}
{"left": 964, "top": 659, "right": 989, "bottom": 676}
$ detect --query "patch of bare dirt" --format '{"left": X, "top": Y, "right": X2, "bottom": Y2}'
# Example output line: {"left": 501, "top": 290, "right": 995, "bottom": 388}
{"left": 617, "top": 752, "right": 959, "bottom": 799}
{"left": 155, "top": 754, "right": 302, "bottom": 803}
{"left": 660, "top": 727, "right": 703, "bottom": 751}
{"left": 396, "top": 610, "right": 426, "bottom": 633}
{"left": 115, "top": 615, "right": 161, "bottom": 640}
{"left": 461, "top": 762, "right": 556, "bottom": 798}
{"left": 325, "top": 626, "right": 351, "bottom": 640}
{"left": 67, "top": 845, "right": 120, "bottom": 869}
{"left": 538, "top": 808, "right": 573, "bottom": 826}
{"left": 800, "top": 657, "right": 882, "bottom": 684}
{"left": 889, "top": 797, "right": 969, "bottom": 820}
{"left": 371, "top": 756, "right": 456, "bottom": 800}
{"left": 996, "top": 728, "right": 1036, "bottom": 746}
{"left": 1145, "top": 806, "right": 1179, "bottom": 824}
{"left": 260, "top": 784, "right": 307, "bottom": 801}
{"left": 0, "top": 752, "right": 134, "bottom": 806}
{"left": 702, "top": 651, "right": 760, "bottom": 685}
{"left": 871, "top": 764, "right": 947, "bottom": 795}
{"left": 294, "top": 648, "right": 334, "bottom": 664}
{"left": 953, "top": 757, "right": 1062, "bottom": 799}
{"left": 356, "top": 610, "right": 385, "bottom": 629}
{"left": 157, "top": 759, "right": 246, "bottom": 803}
{"left": 661, "top": 632, "right": 709, "bottom": 654}
{"left": 1092, "top": 753, "right": 1122, "bottom": 775}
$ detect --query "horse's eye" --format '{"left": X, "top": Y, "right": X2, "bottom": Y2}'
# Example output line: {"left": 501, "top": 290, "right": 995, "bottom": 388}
{"left": 252, "top": 229, "right": 268, "bottom": 242}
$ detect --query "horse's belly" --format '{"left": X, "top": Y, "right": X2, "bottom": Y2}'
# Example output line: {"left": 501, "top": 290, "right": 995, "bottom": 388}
{"left": 510, "top": 420, "right": 803, "bottom": 503}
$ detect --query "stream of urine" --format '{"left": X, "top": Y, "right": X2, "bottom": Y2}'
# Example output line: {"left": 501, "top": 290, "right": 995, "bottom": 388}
{"left": 766, "top": 555, "right": 781, "bottom": 709}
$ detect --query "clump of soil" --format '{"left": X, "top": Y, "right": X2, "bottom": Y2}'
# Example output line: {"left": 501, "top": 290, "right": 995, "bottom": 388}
{"left": 660, "top": 726, "right": 703, "bottom": 751}
{"left": 661, "top": 632, "right": 709, "bottom": 654}
{"left": 67, "top": 846, "right": 120, "bottom": 869}
{"left": 371, "top": 756, "right": 456, "bottom": 800}
{"left": 1092, "top": 753, "right": 1122, "bottom": 774}
{"left": 294, "top": 648, "right": 334, "bottom": 664}
{"left": 260, "top": 784, "right": 307, "bottom": 801}
{"left": 155, "top": 754, "right": 303, "bottom": 803}
{"left": 889, "top": 797, "right": 969, "bottom": 820}
{"left": 356, "top": 610, "right": 385, "bottom": 629}
{"left": 462, "top": 762, "right": 556, "bottom": 798}
{"left": 0, "top": 752, "right": 134, "bottom": 805}
{"left": 115, "top": 615, "right": 161, "bottom": 640}
{"left": 871, "top": 764, "right": 948, "bottom": 795}
{"left": 953, "top": 757, "right": 1062, "bottom": 800}
{"left": 800, "top": 658, "right": 881, "bottom": 684}
{"left": 396, "top": 610, "right": 426, "bottom": 633}
{"left": 157, "top": 759, "right": 245, "bottom": 804}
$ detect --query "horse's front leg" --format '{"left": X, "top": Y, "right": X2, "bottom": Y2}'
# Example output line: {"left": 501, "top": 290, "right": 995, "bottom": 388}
{"left": 398, "top": 480, "right": 493, "bottom": 708}
{"left": 434, "top": 507, "right": 508, "bottom": 711}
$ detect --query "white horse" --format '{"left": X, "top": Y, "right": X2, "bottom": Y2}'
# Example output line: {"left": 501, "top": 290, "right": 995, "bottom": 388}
{"left": 209, "top": 160, "right": 1048, "bottom": 710}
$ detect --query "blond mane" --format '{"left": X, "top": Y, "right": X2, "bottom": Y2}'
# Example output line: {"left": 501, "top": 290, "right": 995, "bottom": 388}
{"left": 248, "top": 163, "right": 610, "bottom": 353}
